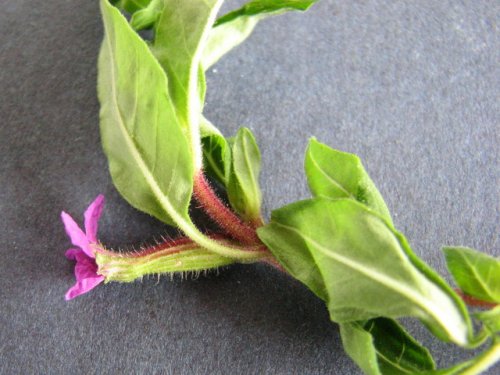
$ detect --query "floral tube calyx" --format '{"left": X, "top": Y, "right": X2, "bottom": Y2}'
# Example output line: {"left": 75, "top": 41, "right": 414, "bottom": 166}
{"left": 95, "top": 237, "right": 236, "bottom": 283}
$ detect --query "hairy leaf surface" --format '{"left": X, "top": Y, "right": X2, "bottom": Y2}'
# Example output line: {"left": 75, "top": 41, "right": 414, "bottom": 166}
{"left": 98, "top": 0, "right": 193, "bottom": 226}
{"left": 340, "top": 318, "right": 435, "bottom": 375}
{"left": 152, "top": 0, "right": 223, "bottom": 170}
{"left": 227, "top": 127, "right": 262, "bottom": 222}
{"left": 200, "top": 117, "right": 231, "bottom": 186}
{"left": 130, "top": 0, "right": 163, "bottom": 31}
{"left": 258, "top": 198, "right": 471, "bottom": 345}
{"left": 305, "top": 138, "right": 392, "bottom": 225}
{"left": 444, "top": 247, "right": 500, "bottom": 304}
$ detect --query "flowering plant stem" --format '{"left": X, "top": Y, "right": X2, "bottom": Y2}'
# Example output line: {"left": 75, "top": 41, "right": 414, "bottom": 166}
{"left": 193, "top": 171, "right": 261, "bottom": 245}
{"left": 60, "top": 1, "right": 500, "bottom": 374}
{"left": 95, "top": 235, "right": 235, "bottom": 283}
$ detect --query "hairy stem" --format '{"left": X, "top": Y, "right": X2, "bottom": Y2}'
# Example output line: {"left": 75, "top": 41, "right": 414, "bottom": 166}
{"left": 262, "top": 256, "right": 287, "bottom": 273}
{"left": 194, "top": 171, "right": 261, "bottom": 244}
{"left": 94, "top": 234, "right": 260, "bottom": 282}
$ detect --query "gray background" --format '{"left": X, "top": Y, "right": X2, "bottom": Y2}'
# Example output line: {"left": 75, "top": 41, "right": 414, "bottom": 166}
{"left": 1, "top": 0, "right": 499, "bottom": 374}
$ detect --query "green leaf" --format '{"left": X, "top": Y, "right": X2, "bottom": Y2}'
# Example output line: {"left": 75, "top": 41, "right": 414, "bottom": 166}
{"left": 216, "top": 0, "right": 317, "bottom": 24}
{"left": 98, "top": 0, "right": 193, "bottom": 226}
{"left": 423, "top": 361, "right": 474, "bottom": 375}
{"left": 340, "top": 318, "right": 435, "bottom": 375}
{"left": 227, "top": 127, "right": 263, "bottom": 222}
{"left": 424, "top": 338, "right": 500, "bottom": 375}
{"left": 444, "top": 247, "right": 500, "bottom": 304}
{"left": 202, "top": 0, "right": 318, "bottom": 69}
{"left": 476, "top": 306, "right": 500, "bottom": 335}
{"left": 257, "top": 198, "right": 471, "bottom": 345}
{"left": 200, "top": 115, "right": 224, "bottom": 139}
{"left": 305, "top": 138, "right": 393, "bottom": 225}
{"left": 99, "top": 0, "right": 263, "bottom": 261}
{"left": 130, "top": 0, "right": 162, "bottom": 31}
{"left": 111, "top": 0, "right": 152, "bottom": 14}
{"left": 460, "top": 337, "right": 500, "bottom": 375}
{"left": 366, "top": 318, "right": 435, "bottom": 374}
{"left": 200, "top": 117, "right": 231, "bottom": 186}
{"left": 340, "top": 322, "right": 381, "bottom": 375}
{"left": 152, "top": 0, "right": 224, "bottom": 170}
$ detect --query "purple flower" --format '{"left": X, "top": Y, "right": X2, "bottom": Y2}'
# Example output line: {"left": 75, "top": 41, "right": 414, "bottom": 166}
{"left": 61, "top": 195, "right": 106, "bottom": 300}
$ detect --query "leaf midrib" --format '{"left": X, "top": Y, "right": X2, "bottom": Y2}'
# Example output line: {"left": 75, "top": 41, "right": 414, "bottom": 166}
{"left": 273, "top": 220, "right": 464, "bottom": 341}
{"left": 309, "top": 151, "right": 354, "bottom": 199}
{"left": 240, "top": 133, "right": 260, "bottom": 207}
{"left": 460, "top": 252, "right": 494, "bottom": 298}
{"left": 103, "top": 12, "right": 186, "bottom": 227}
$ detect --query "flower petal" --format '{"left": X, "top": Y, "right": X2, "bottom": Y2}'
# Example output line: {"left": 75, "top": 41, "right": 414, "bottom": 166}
{"left": 74, "top": 253, "right": 100, "bottom": 281}
{"left": 65, "top": 275, "right": 105, "bottom": 300}
{"left": 84, "top": 194, "right": 105, "bottom": 243}
{"left": 65, "top": 249, "right": 104, "bottom": 300}
{"left": 65, "top": 248, "right": 82, "bottom": 260}
{"left": 61, "top": 211, "right": 91, "bottom": 256}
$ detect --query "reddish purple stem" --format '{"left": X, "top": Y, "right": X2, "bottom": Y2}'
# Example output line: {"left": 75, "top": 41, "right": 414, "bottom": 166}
{"left": 193, "top": 172, "right": 261, "bottom": 245}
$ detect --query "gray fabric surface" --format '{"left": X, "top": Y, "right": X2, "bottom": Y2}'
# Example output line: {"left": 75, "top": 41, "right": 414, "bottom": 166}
{"left": 1, "top": 0, "right": 499, "bottom": 374}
